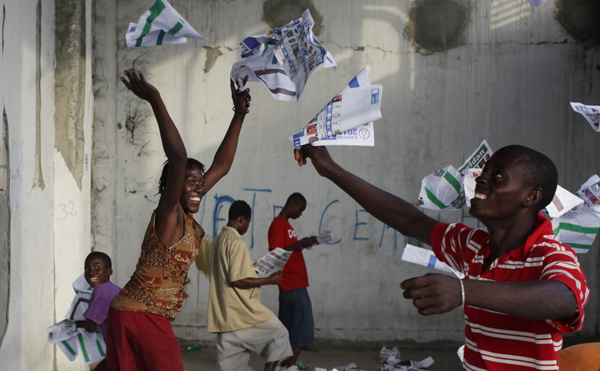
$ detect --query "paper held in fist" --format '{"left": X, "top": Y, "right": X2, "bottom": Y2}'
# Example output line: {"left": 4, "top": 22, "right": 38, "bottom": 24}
{"left": 290, "top": 66, "right": 383, "bottom": 149}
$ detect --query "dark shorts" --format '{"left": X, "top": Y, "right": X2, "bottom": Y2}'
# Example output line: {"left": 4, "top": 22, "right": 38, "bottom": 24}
{"left": 278, "top": 287, "right": 314, "bottom": 348}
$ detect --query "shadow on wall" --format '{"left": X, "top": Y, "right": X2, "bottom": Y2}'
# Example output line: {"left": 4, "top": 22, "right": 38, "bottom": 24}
{"left": 555, "top": 0, "right": 600, "bottom": 47}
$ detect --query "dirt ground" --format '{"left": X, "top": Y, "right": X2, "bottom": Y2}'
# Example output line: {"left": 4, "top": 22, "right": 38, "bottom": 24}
{"left": 181, "top": 341, "right": 464, "bottom": 371}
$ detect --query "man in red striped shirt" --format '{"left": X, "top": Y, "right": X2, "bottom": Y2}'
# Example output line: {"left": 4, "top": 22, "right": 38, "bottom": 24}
{"left": 294, "top": 144, "right": 589, "bottom": 371}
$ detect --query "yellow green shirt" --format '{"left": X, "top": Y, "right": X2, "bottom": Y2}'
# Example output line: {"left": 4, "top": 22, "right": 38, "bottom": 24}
{"left": 207, "top": 226, "right": 273, "bottom": 332}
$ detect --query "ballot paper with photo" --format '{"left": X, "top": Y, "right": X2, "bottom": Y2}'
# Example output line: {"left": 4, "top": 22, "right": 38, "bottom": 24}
{"left": 254, "top": 248, "right": 293, "bottom": 278}
{"left": 290, "top": 66, "right": 382, "bottom": 149}
{"left": 576, "top": 174, "right": 600, "bottom": 207}
{"left": 401, "top": 244, "right": 464, "bottom": 279}
{"left": 126, "top": 0, "right": 206, "bottom": 48}
{"left": 545, "top": 185, "right": 584, "bottom": 218}
{"left": 417, "top": 140, "right": 493, "bottom": 210}
{"left": 231, "top": 8, "right": 336, "bottom": 101}
{"left": 46, "top": 274, "right": 107, "bottom": 365}
{"left": 571, "top": 102, "right": 600, "bottom": 132}
{"left": 551, "top": 175, "right": 600, "bottom": 254}
{"left": 464, "top": 168, "right": 481, "bottom": 208}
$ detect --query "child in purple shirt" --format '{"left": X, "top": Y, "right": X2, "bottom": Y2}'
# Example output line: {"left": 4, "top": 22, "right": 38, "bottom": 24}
{"left": 77, "top": 251, "right": 121, "bottom": 370}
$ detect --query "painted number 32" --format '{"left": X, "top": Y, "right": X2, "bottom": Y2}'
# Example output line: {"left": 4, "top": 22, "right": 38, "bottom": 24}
{"left": 56, "top": 201, "right": 77, "bottom": 221}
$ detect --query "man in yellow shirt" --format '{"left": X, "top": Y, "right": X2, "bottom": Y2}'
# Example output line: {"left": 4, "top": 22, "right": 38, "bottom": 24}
{"left": 207, "top": 200, "right": 293, "bottom": 371}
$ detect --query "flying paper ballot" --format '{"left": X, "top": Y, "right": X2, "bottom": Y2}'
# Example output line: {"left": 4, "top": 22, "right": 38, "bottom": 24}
{"left": 545, "top": 185, "right": 584, "bottom": 218}
{"left": 254, "top": 248, "right": 292, "bottom": 278}
{"left": 576, "top": 174, "right": 600, "bottom": 207}
{"left": 126, "top": 0, "right": 206, "bottom": 48}
{"left": 290, "top": 66, "right": 383, "bottom": 149}
{"left": 230, "top": 9, "right": 336, "bottom": 101}
{"left": 571, "top": 102, "right": 600, "bottom": 132}
{"left": 401, "top": 244, "right": 464, "bottom": 279}
{"left": 46, "top": 274, "right": 107, "bottom": 365}
{"left": 417, "top": 140, "right": 493, "bottom": 210}
{"left": 551, "top": 175, "right": 600, "bottom": 254}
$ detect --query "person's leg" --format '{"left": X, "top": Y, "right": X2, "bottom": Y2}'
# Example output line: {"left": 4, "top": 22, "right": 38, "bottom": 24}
{"left": 106, "top": 307, "right": 140, "bottom": 371}
{"left": 279, "top": 288, "right": 314, "bottom": 368}
{"left": 136, "top": 312, "right": 184, "bottom": 371}
{"left": 264, "top": 360, "right": 279, "bottom": 371}
{"left": 217, "top": 332, "right": 251, "bottom": 371}
{"left": 235, "top": 317, "right": 292, "bottom": 369}
{"left": 92, "top": 359, "right": 108, "bottom": 371}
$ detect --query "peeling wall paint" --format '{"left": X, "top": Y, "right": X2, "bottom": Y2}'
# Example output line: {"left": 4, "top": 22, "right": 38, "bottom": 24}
{"left": 0, "top": 107, "right": 10, "bottom": 348}
{"left": 55, "top": 0, "right": 85, "bottom": 189}
{"left": 34, "top": 0, "right": 45, "bottom": 190}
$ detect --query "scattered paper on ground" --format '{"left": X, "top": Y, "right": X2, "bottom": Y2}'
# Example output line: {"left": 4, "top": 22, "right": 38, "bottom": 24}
{"left": 571, "top": 102, "right": 600, "bottom": 132}
{"left": 231, "top": 9, "right": 336, "bottom": 101}
{"left": 126, "top": 0, "right": 206, "bottom": 47}
{"left": 290, "top": 66, "right": 382, "bottom": 149}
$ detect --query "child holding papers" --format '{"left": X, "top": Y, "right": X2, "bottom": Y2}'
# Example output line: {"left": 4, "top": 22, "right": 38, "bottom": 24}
{"left": 46, "top": 252, "right": 120, "bottom": 369}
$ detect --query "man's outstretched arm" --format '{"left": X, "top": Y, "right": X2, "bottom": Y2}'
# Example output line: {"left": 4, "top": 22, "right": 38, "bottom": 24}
{"left": 401, "top": 273, "right": 579, "bottom": 320}
{"left": 295, "top": 145, "right": 437, "bottom": 245}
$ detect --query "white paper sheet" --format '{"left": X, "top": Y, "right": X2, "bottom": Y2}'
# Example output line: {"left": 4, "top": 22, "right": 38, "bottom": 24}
{"left": 401, "top": 244, "right": 464, "bottom": 279}
{"left": 290, "top": 66, "right": 382, "bottom": 148}
{"left": 570, "top": 102, "right": 600, "bottom": 132}
{"left": 254, "top": 248, "right": 292, "bottom": 278}
{"left": 126, "top": 0, "right": 206, "bottom": 48}
{"left": 231, "top": 9, "right": 336, "bottom": 101}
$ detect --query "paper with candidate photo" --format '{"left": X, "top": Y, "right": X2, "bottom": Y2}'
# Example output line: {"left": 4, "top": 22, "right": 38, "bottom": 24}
{"left": 571, "top": 102, "right": 600, "bottom": 132}
{"left": 231, "top": 9, "right": 336, "bottom": 101}
{"left": 290, "top": 66, "right": 382, "bottom": 149}
{"left": 545, "top": 185, "right": 584, "bottom": 218}
{"left": 417, "top": 140, "right": 493, "bottom": 210}
{"left": 126, "top": 0, "right": 206, "bottom": 48}
{"left": 254, "top": 248, "right": 292, "bottom": 278}
{"left": 576, "top": 174, "right": 600, "bottom": 207}
{"left": 401, "top": 244, "right": 464, "bottom": 279}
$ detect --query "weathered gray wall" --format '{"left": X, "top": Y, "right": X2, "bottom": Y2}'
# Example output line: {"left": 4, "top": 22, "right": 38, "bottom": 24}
{"left": 91, "top": 0, "right": 600, "bottom": 345}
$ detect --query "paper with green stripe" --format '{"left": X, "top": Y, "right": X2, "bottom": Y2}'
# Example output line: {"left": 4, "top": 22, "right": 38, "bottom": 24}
{"left": 417, "top": 140, "right": 494, "bottom": 211}
{"left": 126, "top": 0, "right": 206, "bottom": 48}
{"left": 551, "top": 202, "right": 600, "bottom": 254}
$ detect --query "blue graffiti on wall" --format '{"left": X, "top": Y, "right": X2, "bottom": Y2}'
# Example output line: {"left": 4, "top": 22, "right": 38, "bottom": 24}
{"left": 206, "top": 187, "right": 475, "bottom": 251}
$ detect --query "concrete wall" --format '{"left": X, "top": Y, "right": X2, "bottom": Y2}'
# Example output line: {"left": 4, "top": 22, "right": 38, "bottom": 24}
{"left": 1, "top": 0, "right": 599, "bottom": 369}
{"left": 90, "top": 0, "right": 600, "bottom": 345}
{"left": 0, "top": 0, "right": 93, "bottom": 370}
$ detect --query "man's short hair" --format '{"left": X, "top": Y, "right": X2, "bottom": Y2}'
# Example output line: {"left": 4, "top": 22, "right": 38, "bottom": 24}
{"left": 229, "top": 200, "right": 252, "bottom": 220}
{"left": 285, "top": 192, "right": 306, "bottom": 206}
{"left": 157, "top": 158, "right": 205, "bottom": 195}
{"left": 85, "top": 251, "right": 112, "bottom": 269}
{"left": 503, "top": 145, "right": 558, "bottom": 211}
